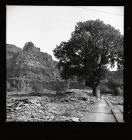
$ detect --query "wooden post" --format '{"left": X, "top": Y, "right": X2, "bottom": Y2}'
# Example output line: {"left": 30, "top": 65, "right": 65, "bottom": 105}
{"left": 83, "top": 79, "right": 85, "bottom": 89}
{"left": 96, "top": 87, "right": 101, "bottom": 100}
{"left": 17, "top": 79, "right": 20, "bottom": 91}
{"left": 21, "top": 78, "right": 23, "bottom": 92}
{"left": 27, "top": 79, "right": 29, "bottom": 91}
{"left": 23, "top": 78, "right": 26, "bottom": 92}
{"left": 66, "top": 79, "right": 70, "bottom": 90}
{"left": 13, "top": 79, "right": 15, "bottom": 85}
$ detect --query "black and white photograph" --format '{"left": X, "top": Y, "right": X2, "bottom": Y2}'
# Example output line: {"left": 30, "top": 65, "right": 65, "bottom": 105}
{"left": 6, "top": 6, "right": 124, "bottom": 122}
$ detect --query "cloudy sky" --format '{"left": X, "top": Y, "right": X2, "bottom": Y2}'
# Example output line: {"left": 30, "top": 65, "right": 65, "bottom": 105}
{"left": 6, "top": 6, "right": 124, "bottom": 64}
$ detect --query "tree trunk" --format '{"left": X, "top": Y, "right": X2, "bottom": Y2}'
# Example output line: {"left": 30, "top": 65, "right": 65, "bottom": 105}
{"left": 114, "top": 87, "right": 121, "bottom": 96}
{"left": 92, "top": 86, "right": 97, "bottom": 97}
{"left": 92, "top": 86, "right": 100, "bottom": 97}
{"left": 114, "top": 90, "right": 118, "bottom": 96}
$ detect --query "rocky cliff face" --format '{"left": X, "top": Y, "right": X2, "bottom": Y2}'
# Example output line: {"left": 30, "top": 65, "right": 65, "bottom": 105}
{"left": 6, "top": 42, "right": 60, "bottom": 81}
{"left": 6, "top": 44, "right": 22, "bottom": 79}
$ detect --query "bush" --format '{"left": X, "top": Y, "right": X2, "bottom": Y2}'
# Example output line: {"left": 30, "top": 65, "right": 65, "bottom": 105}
{"left": 70, "top": 81, "right": 84, "bottom": 89}
{"left": 100, "top": 84, "right": 113, "bottom": 95}
{"left": 6, "top": 81, "right": 17, "bottom": 92}
{"left": 7, "top": 87, "right": 17, "bottom": 92}
{"left": 55, "top": 79, "right": 66, "bottom": 95}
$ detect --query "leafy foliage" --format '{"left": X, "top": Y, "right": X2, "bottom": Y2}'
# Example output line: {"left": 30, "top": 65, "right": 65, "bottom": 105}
{"left": 53, "top": 19, "right": 123, "bottom": 96}
{"left": 99, "top": 84, "right": 114, "bottom": 95}
{"left": 106, "top": 70, "right": 123, "bottom": 95}
{"left": 99, "top": 70, "right": 123, "bottom": 95}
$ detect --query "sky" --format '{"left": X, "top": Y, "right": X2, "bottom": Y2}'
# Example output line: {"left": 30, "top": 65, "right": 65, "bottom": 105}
{"left": 6, "top": 6, "right": 124, "bottom": 70}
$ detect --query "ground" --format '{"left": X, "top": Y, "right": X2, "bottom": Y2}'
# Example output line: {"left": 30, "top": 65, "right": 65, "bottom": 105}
{"left": 6, "top": 89, "right": 123, "bottom": 122}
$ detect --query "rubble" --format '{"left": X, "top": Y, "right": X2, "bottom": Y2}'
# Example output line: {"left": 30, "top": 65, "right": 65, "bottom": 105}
{"left": 6, "top": 89, "right": 98, "bottom": 122}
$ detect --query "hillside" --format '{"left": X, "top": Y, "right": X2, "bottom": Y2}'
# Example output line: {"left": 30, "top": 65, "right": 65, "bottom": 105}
{"left": 6, "top": 44, "right": 22, "bottom": 79}
{"left": 6, "top": 42, "right": 60, "bottom": 81}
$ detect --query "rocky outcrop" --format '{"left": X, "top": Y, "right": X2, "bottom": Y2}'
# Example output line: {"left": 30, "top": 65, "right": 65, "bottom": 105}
{"left": 23, "top": 42, "right": 40, "bottom": 52}
{"left": 6, "top": 42, "right": 60, "bottom": 81}
{"left": 6, "top": 44, "right": 22, "bottom": 79}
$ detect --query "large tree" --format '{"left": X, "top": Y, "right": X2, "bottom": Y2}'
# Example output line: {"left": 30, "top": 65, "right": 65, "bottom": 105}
{"left": 53, "top": 19, "right": 123, "bottom": 96}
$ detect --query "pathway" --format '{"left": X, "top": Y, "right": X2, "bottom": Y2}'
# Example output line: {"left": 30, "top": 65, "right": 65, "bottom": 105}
{"left": 81, "top": 97, "right": 124, "bottom": 122}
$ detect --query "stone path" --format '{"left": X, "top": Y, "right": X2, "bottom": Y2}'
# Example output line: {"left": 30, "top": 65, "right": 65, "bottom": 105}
{"left": 81, "top": 98, "right": 123, "bottom": 122}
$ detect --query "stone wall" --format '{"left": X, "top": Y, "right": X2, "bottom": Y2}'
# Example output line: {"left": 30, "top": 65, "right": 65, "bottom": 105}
{"left": 7, "top": 78, "right": 90, "bottom": 92}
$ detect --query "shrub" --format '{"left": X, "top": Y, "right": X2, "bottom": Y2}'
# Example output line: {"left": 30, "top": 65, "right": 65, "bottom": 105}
{"left": 54, "top": 79, "right": 66, "bottom": 95}
{"left": 6, "top": 81, "right": 17, "bottom": 92}
{"left": 100, "top": 84, "right": 113, "bottom": 95}
{"left": 70, "top": 81, "right": 84, "bottom": 89}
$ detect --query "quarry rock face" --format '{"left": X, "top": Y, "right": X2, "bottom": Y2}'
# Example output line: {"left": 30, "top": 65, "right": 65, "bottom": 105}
{"left": 6, "top": 42, "right": 60, "bottom": 81}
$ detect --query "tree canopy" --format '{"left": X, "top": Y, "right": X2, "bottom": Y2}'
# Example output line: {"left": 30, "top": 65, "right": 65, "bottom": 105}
{"left": 53, "top": 19, "right": 124, "bottom": 96}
